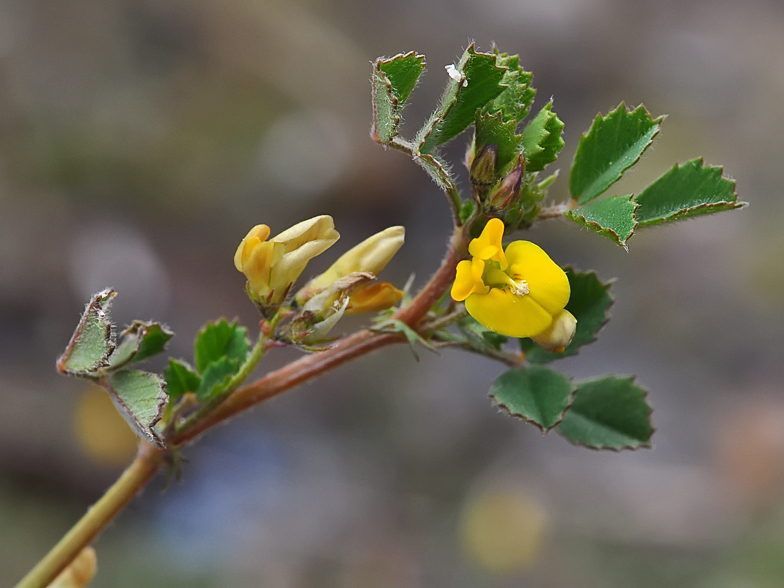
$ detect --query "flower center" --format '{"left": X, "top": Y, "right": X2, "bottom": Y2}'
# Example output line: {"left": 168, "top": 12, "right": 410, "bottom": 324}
{"left": 483, "top": 265, "right": 529, "bottom": 297}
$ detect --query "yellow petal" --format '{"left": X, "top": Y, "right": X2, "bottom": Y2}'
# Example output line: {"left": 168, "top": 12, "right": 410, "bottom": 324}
{"left": 234, "top": 224, "right": 270, "bottom": 270}
{"left": 505, "top": 241, "right": 570, "bottom": 316}
{"left": 307, "top": 226, "right": 405, "bottom": 292}
{"left": 346, "top": 282, "right": 404, "bottom": 315}
{"left": 468, "top": 218, "right": 507, "bottom": 268}
{"left": 530, "top": 309, "right": 577, "bottom": 353}
{"left": 452, "top": 259, "right": 488, "bottom": 301}
{"left": 465, "top": 288, "right": 553, "bottom": 338}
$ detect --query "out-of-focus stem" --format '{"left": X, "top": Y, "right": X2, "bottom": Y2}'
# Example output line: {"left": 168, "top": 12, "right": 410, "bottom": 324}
{"left": 14, "top": 442, "right": 164, "bottom": 588}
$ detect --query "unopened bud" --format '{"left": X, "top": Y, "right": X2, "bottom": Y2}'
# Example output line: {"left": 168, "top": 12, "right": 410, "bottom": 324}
{"left": 484, "top": 154, "right": 524, "bottom": 214}
{"left": 470, "top": 144, "right": 498, "bottom": 191}
{"left": 531, "top": 309, "right": 577, "bottom": 353}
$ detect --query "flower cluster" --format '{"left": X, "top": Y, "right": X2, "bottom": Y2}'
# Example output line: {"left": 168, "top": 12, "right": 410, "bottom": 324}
{"left": 234, "top": 216, "right": 404, "bottom": 335}
{"left": 451, "top": 218, "right": 576, "bottom": 352}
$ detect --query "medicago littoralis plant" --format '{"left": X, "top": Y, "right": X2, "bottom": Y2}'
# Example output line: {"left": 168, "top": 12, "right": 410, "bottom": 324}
{"left": 18, "top": 44, "right": 744, "bottom": 588}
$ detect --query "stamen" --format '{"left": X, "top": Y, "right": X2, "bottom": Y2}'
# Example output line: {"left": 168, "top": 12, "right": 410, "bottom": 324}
{"left": 510, "top": 279, "right": 529, "bottom": 297}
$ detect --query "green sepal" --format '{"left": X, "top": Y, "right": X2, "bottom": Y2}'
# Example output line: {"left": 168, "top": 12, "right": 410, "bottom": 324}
{"left": 570, "top": 103, "right": 663, "bottom": 204}
{"left": 371, "top": 52, "right": 426, "bottom": 144}
{"left": 490, "top": 365, "right": 577, "bottom": 432}
{"left": 557, "top": 375, "right": 654, "bottom": 450}
{"left": 108, "top": 321, "right": 174, "bottom": 369}
{"left": 565, "top": 195, "right": 638, "bottom": 248}
{"left": 57, "top": 289, "right": 116, "bottom": 377}
{"left": 521, "top": 268, "right": 612, "bottom": 363}
{"left": 634, "top": 158, "right": 745, "bottom": 226}
{"left": 164, "top": 359, "right": 201, "bottom": 400}
{"left": 197, "top": 356, "right": 240, "bottom": 401}
{"left": 194, "top": 319, "right": 250, "bottom": 374}
{"left": 371, "top": 319, "right": 438, "bottom": 361}
{"left": 416, "top": 44, "right": 506, "bottom": 153}
{"left": 458, "top": 315, "right": 508, "bottom": 352}
{"left": 483, "top": 51, "right": 536, "bottom": 123}
{"left": 521, "top": 102, "right": 564, "bottom": 172}
{"left": 474, "top": 111, "right": 522, "bottom": 174}
{"left": 104, "top": 369, "right": 168, "bottom": 447}
{"left": 459, "top": 199, "right": 477, "bottom": 224}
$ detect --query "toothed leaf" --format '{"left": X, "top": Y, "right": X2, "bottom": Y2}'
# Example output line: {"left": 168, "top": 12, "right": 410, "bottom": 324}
{"left": 372, "top": 52, "right": 426, "bottom": 144}
{"left": 565, "top": 195, "right": 638, "bottom": 248}
{"left": 108, "top": 321, "right": 174, "bottom": 369}
{"left": 634, "top": 158, "right": 745, "bottom": 226}
{"left": 164, "top": 359, "right": 201, "bottom": 400}
{"left": 105, "top": 369, "right": 167, "bottom": 447}
{"left": 522, "top": 102, "right": 564, "bottom": 172}
{"left": 194, "top": 319, "right": 250, "bottom": 374}
{"left": 474, "top": 111, "right": 522, "bottom": 174}
{"left": 557, "top": 376, "right": 654, "bottom": 450}
{"left": 57, "top": 289, "right": 116, "bottom": 376}
{"left": 197, "top": 356, "right": 240, "bottom": 401}
{"left": 490, "top": 366, "right": 576, "bottom": 432}
{"left": 570, "top": 103, "right": 662, "bottom": 204}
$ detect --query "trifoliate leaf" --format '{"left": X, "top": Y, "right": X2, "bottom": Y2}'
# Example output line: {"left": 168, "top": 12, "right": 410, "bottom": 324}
{"left": 105, "top": 369, "right": 168, "bottom": 447}
{"left": 490, "top": 366, "right": 576, "bottom": 432}
{"left": 164, "top": 359, "right": 201, "bottom": 399}
{"left": 557, "top": 375, "right": 654, "bottom": 450}
{"left": 474, "top": 111, "right": 522, "bottom": 174}
{"left": 417, "top": 44, "right": 506, "bottom": 153}
{"left": 521, "top": 268, "right": 612, "bottom": 363}
{"left": 634, "top": 158, "right": 745, "bottom": 226}
{"left": 483, "top": 51, "right": 536, "bottom": 123}
{"left": 371, "top": 51, "right": 426, "bottom": 144}
{"left": 570, "top": 103, "right": 663, "bottom": 204}
{"left": 197, "top": 356, "right": 240, "bottom": 401}
{"left": 521, "top": 102, "right": 564, "bottom": 172}
{"left": 107, "top": 321, "right": 174, "bottom": 369}
{"left": 194, "top": 319, "right": 250, "bottom": 374}
{"left": 57, "top": 289, "right": 116, "bottom": 376}
{"left": 565, "top": 195, "right": 638, "bottom": 248}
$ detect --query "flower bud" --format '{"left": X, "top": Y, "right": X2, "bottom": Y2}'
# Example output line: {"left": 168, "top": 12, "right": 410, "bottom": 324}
{"left": 235, "top": 216, "right": 339, "bottom": 311}
{"left": 484, "top": 154, "right": 524, "bottom": 215}
{"left": 345, "top": 281, "right": 403, "bottom": 315}
{"left": 530, "top": 309, "right": 577, "bottom": 353}
{"left": 470, "top": 144, "right": 498, "bottom": 190}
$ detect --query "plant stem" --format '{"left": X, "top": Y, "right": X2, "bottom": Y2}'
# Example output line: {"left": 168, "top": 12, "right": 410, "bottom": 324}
{"left": 537, "top": 203, "right": 571, "bottom": 220}
{"left": 14, "top": 442, "right": 164, "bottom": 588}
{"left": 20, "top": 226, "right": 471, "bottom": 585}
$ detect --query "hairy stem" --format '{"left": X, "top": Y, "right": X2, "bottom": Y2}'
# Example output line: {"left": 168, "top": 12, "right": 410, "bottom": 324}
{"left": 15, "top": 442, "right": 164, "bottom": 588}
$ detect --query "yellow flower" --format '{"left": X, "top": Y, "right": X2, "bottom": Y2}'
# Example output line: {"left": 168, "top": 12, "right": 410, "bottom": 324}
{"left": 235, "top": 216, "right": 339, "bottom": 306}
{"left": 298, "top": 226, "right": 405, "bottom": 314}
{"left": 451, "top": 218, "right": 572, "bottom": 340}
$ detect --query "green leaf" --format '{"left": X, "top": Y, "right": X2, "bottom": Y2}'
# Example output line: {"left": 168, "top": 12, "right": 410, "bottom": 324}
{"left": 57, "top": 289, "right": 116, "bottom": 376}
{"left": 194, "top": 319, "right": 250, "bottom": 374}
{"left": 522, "top": 102, "right": 565, "bottom": 172}
{"left": 417, "top": 44, "right": 506, "bottom": 152}
{"left": 197, "top": 356, "right": 240, "bottom": 401}
{"left": 521, "top": 268, "right": 613, "bottom": 363}
{"left": 105, "top": 369, "right": 168, "bottom": 447}
{"left": 634, "top": 158, "right": 745, "bottom": 226}
{"left": 565, "top": 195, "right": 638, "bottom": 248}
{"left": 474, "top": 111, "right": 522, "bottom": 174}
{"left": 459, "top": 199, "right": 477, "bottom": 224}
{"left": 412, "top": 152, "right": 453, "bottom": 191}
{"left": 458, "top": 315, "right": 508, "bottom": 351}
{"left": 570, "top": 103, "right": 663, "bottom": 204}
{"left": 164, "top": 359, "right": 201, "bottom": 399}
{"left": 490, "top": 366, "right": 576, "bottom": 432}
{"left": 371, "top": 52, "right": 426, "bottom": 144}
{"left": 483, "top": 51, "right": 536, "bottom": 123}
{"left": 107, "top": 321, "right": 174, "bottom": 369}
{"left": 557, "top": 376, "right": 654, "bottom": 450}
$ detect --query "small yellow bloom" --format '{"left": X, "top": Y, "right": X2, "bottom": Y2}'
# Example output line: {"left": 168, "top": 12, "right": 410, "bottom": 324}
{"left": 298, "top": 226, "right": 405, "bottom": 314}
{"left": 235, "top": 216, "right": 339, "bottom": 306}
{"left": 451, "top": 218, "right": 572, "bottom": 340}
{"left": 345, "top": 282, "right": 404, "bottom": 315}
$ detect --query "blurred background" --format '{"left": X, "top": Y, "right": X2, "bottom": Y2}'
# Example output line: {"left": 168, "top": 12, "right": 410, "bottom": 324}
{"left": 2, "top": 0, "right": 784, "bottom": 586}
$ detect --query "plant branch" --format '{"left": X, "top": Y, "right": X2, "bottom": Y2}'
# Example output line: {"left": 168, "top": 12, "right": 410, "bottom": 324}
{"left": 537, "top": 203, "right": 571, "bottom": 220}
{"left": 14, "top": 442, "right": 164, "bottom": 588}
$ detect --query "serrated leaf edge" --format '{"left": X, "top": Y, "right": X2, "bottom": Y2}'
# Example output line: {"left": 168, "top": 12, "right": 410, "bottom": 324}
{"left": 490, "top": 377, "right": 577, "bottom": 433}
{"left": 557, "top": 374, "right": 655, "bottom": 451}
{"left": 564, "top": 197, "right": 639, "bottom": 249}
{"left": 103, "top": 370, "right": 167, "bottom": 448}
{"left": 56, "top": 288, "right": 117, "bottom": 376}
